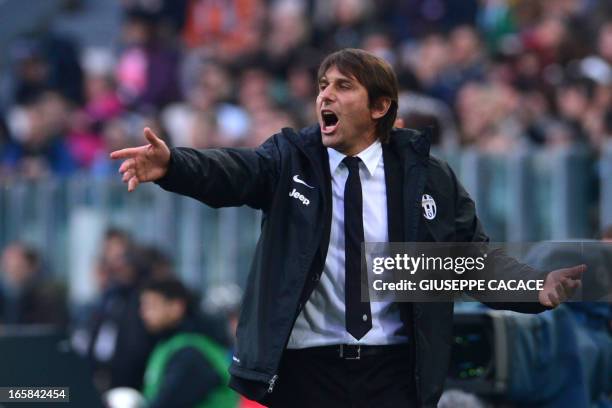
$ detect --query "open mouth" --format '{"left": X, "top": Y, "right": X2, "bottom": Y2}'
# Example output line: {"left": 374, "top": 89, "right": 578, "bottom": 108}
{"left": 321, "top": 110, "right": 339, "bottom": 134}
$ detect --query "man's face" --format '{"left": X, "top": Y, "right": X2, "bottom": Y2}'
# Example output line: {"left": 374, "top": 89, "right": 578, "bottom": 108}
{"left": 1, "top": 245, "right": 35, "bottom": 289}
{"left": 316, "top": 66, "right": 379, "bottom": 156}
{"left": 140, "top": 291, "right": 184, "bottom": 333}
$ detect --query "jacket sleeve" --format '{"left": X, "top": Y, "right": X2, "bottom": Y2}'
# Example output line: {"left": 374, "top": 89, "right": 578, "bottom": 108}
{"left": 450, "top": 165, "right": 550, "bottom": 313}
{"left": 154, "top": 136, "right": 281, "bottom": 210}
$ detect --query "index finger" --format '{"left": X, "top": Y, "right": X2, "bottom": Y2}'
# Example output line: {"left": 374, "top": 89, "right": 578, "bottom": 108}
{"left": 564, "top": 264, "right": 587, "bottom": 279}
{"left": 110, "top": 146, "right": 146, "bottom": 160}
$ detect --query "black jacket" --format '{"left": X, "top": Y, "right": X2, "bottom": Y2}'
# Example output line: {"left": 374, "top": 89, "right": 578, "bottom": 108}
{"left": 156, "top": 125, "right": 547, "bottom": 407}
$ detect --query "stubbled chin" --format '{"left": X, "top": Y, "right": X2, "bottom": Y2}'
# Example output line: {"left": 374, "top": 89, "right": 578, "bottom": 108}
{"left": 321, "top": 132, "right": 340, "bottom": 148}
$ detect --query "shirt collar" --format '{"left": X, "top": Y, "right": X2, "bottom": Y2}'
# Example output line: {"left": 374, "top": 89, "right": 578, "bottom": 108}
{"left": 327, "top": 140, "right": 382, "bottom": 177}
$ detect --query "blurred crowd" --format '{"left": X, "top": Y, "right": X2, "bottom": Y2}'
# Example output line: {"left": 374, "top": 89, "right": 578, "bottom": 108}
{"left": 0, "top": 229, "right": 245, "bottom": 406}
{"left": 1, "top": 0, "right": 612, "bottom": 180}
{"left": 1, "top": 230, "right": 611, "bottom": 406}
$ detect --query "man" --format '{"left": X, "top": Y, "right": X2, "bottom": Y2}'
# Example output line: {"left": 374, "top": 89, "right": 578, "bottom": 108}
{"left": 0, "top": 242, "right": 67, "bottom": 327}
{"left": 78, "top": 228, "right": 153, "bottom": 391}
{"left": 140, "top": 278, "right": 237, "bottom": 408}
{"left": 111, "top": 49, "right": 584, "bottom": 407}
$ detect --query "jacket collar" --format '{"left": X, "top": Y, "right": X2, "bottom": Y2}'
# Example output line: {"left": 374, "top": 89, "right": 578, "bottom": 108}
{"left": 282, "top": 125, "right": 328, "bottom": 191}
{"left": 387, "top": 127, "right": 431, "bottom": 162}
{"left": 282, "top": 125, "right": 431, "bottom": 163}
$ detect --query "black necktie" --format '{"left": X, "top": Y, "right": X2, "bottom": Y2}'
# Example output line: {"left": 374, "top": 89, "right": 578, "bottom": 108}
{"left": 343, "top": 156, "right": 372, "bottom": 340}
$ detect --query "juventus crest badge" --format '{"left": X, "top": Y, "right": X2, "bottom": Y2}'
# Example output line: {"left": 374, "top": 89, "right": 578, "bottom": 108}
{"left": 421, "top": 194, "right": 437, "bottom": 220}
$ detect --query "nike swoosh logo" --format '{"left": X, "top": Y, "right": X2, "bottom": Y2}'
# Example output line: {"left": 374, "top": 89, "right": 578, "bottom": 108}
{"left": 293, "top": 175, "right": 314, "bottom": 189}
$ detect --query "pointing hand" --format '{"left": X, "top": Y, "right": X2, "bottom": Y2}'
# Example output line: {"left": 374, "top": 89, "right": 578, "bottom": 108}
{"left": 110, "top": 127, "right": 171, "bottom": 192}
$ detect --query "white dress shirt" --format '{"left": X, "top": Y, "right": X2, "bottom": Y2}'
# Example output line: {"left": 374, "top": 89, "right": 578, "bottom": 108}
{"left": 287, "top": 140, "right": 409, "bottom": 348}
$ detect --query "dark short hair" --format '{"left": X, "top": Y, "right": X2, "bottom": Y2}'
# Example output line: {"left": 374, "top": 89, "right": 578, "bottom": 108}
{"left": 142, "top": 278, "right": 194, "bottom": 314}
{"left": 318, "top": 48, "right": 399, "bottom": 142}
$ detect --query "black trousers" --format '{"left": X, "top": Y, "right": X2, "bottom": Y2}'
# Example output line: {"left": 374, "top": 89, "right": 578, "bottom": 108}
{"left": 263, "top": 346, "right": 417, "bottom": 408}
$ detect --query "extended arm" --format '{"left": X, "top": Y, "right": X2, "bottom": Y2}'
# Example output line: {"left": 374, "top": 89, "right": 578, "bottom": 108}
{"left": 111, "top": 128, "right": 280, "bottom": 210}
{"left": 450, "top": 165, "right": 583, "bottom": 310}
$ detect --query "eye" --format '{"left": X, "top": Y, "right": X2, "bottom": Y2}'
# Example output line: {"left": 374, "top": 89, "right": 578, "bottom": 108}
{"left": 319, "top": 83, "right": 328, "bottom": 91}
{"left": 340, "top": 83, "right": 351, "bottom": 89}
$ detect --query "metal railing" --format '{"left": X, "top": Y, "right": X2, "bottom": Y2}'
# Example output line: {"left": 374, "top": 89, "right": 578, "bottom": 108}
{"left": 0, "top": 144, "right": 608, "bottom": 302}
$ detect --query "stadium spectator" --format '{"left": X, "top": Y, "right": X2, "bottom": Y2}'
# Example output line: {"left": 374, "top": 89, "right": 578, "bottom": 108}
{"left": 0, "top": 242, "right": 67, "bottom": 327}
{"left": 76, "top": 228, "right": 153, "bottom": 391}
{"left": 181, "top": 0, "right": 265, "bottom": 61}
{"left": 1, "top": 91, "right": 78, "bottom": 178}
{"left": 7, "top": 33, "right": 83, "bottom": 107}
{"left": 115, "top": 10, "right": 181, "bottom": 109}
{"left": 140, "top": 278, "right": 237, "bottom": 408}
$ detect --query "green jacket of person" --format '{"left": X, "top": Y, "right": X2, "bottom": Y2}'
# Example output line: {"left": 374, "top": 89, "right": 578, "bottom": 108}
{"left": 143, "top": 332, "right": 238, "bottom": 408}
{"left": 139, "top": 279, "right": 238, "bottom": 408}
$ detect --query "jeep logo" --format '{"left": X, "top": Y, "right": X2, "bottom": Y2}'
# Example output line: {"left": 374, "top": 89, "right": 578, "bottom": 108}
{"left": 289, "top": 188, "right": 310, "bottom": 206}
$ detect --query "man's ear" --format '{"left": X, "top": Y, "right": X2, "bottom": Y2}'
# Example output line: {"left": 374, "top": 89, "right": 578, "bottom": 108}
{"left": 371, "top": 97, "right": 392, "bottom": 120}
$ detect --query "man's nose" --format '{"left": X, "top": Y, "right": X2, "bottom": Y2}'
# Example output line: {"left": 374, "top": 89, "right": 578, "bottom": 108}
{"left": 319, "top": 86, "right": 336, "bottom": 102}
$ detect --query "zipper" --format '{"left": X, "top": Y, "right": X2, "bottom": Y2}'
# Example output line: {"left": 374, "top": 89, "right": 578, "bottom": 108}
{"left": 265, "top": 255, "right": 321, "bottom": 395}
{"left": 267, "top": 374, "right": 279, "bottom": 393}
{"left": 265, "top": 290, "right": 309, "bottom": 394}
{"left": 264, "top": 166, "right": 328, "bottom": 396}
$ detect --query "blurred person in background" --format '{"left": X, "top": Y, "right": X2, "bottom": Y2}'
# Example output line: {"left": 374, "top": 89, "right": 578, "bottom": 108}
{"left": 455, "top": 80, "right": 523, "bottom": 151}
{"left": 74, "top": 228, "right": 154, "bottom": 392}
{"left": 119, "top": 0, "right": 190, "bottom": 39}
{"left": 163, "top": 56, "right": 249, "bottom": 148}
{"left": 81, "top": 47, "right": 125, "bottom": 124}
{"left": 6, "top": 34, "right": 83, "bottom": 107}
{"left": 236, "top": 65, "right": 300, "bottom": 147}
{"left": 63, "top": 48, "right": 124, "bottom": 170}
{"left": 263, "top": 0, "right": 312, "bottom": 78}
{"left": 181, "top": 0, "right": 266, "bottom": 61}
{"left": 90, "top": 113, "right": 168, "bottom": 177}
{"left": 311, "top": 0, "right": 374, "bottom": 51}
{"left": 116, "top": 10, "right": 181, "bottom": 110}
{"left": 284, "top": 60, "right": 319, "bottom": 126}
{"left": 90, "top": 118, "right": 135, "bottom": 177}
{"left": 429, "top": 25, "right": 487, "bottom": 105}
{"left": 140, "top": 278, "right": 237, "bottom": 408}
{"left": 553, "top": 75, "right": 593, "bottom": 145}
{"left": 395, "top": 91, "right": 459, "bottom": 148}
{"left": 1, "top": 90, "right": 78, "bottom": 178}
{"left": 375, "top": 0, "right": 477, "bottom": 42}
{"left": 0, "top": 242, "right": 67, "bottom": 327}
{"left": 138, "top": 245, "right": 175, "bottom": 281}
{"left": 405, "top": 33, "right": 450, "bottom": 96}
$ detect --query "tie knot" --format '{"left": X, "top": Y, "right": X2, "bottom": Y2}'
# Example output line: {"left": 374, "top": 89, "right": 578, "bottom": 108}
{"left": 343, "top": 156, "right": 361, "bottom": 173}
